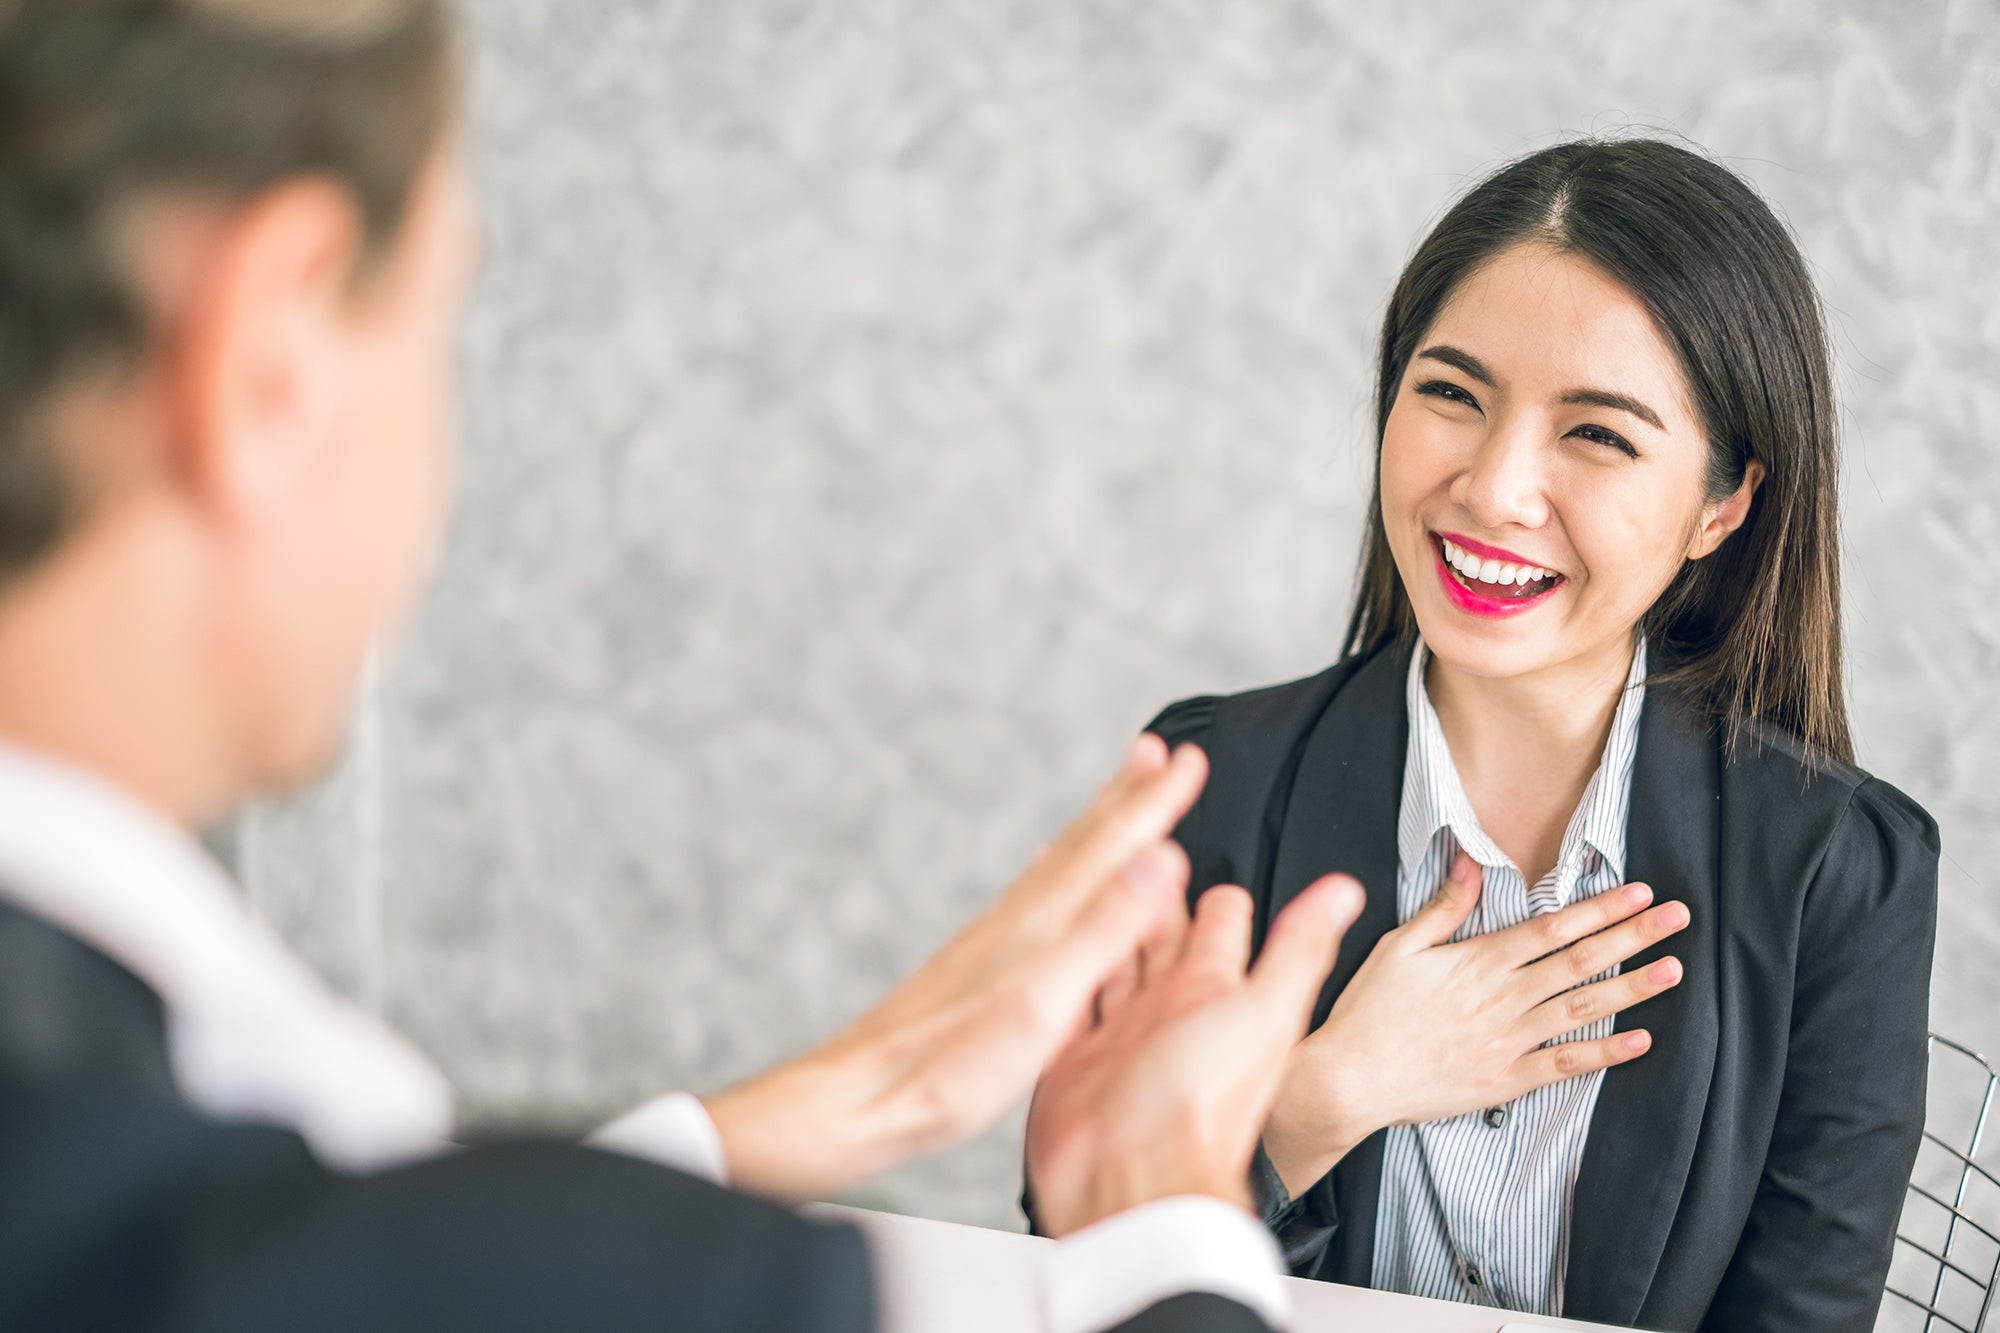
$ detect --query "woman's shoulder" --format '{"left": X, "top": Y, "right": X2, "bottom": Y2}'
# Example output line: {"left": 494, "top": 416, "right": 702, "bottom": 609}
{"left": 1718, "top": 712, "right": 1938, "bottom": 848}
{"left": 1143, "top": 649, "right": 1393, "bottom": 752}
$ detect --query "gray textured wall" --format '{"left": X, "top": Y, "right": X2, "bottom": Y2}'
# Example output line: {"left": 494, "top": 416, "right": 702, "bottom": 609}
{"left": 240, "top": 0, "right": 2000, "bottom": 1231}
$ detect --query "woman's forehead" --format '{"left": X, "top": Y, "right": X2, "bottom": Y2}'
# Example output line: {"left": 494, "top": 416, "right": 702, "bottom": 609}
{"left": 1424, "top": 242, "right": 1699, "bottom": 427}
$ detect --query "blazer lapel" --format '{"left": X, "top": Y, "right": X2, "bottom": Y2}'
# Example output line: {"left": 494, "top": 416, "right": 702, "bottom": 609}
{"left": 1264, "top": 642, "right": 1410, "bottom": 1285}
{"left": 1562, "top": 690, "right": 1722, "bottom": 1324}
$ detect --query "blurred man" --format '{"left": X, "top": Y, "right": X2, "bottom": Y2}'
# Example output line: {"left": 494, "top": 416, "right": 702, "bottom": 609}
{"left": 0, "top": 3, "right": 1361, "bottom": 1328}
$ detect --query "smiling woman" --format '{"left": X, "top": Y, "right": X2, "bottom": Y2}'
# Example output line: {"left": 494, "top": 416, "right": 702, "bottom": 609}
{"left": 1027, "top": 138, "right": 1940, "bottom": 1333}
{"left": 1352, "top": 141, "right": 1843, "bottom": 763}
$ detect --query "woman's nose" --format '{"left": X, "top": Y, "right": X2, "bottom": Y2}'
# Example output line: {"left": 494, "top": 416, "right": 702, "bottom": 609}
{"left": 1452, "top": 420, "right": 1552, "bottom": 532}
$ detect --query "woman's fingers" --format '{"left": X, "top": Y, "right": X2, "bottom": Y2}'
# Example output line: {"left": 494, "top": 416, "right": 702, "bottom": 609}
{"left": 1516, "top": 899, "right": 1691, "bottom": 998}
{"left": 1490, "top": 880, "right": 1660, "bottom": 970}
{"left": 1505, "top": 1028, "right": 1655, "bottom": 1099}
{"left": 1399, "top": 851, "right": 1483, "bottom": 948}
{"left": 1522, "top": 956, "right": 1683, "bottom": 1045}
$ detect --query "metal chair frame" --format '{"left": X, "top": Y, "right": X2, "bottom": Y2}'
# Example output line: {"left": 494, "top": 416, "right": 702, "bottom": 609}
{"left": 1884, "top": 1034, "right": 2000, "bottom": 1333}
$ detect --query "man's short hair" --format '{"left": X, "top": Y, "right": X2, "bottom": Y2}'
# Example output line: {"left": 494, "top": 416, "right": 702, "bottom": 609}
{"left": 0, "top": 0, "right": 457, "bottom": 581}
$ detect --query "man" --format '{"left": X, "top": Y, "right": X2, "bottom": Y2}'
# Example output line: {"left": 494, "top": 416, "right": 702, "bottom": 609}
{"left": 0, "top": 2, "right": 1363, "bottom": 1328}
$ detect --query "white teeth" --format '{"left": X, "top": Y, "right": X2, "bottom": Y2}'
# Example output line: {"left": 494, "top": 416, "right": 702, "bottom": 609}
{"left": 1440, "top": 538, "right": 1557, "bottom": 587}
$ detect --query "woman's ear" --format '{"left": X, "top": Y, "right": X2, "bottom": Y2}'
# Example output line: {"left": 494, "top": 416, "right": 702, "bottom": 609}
{"left": 1687, "top": 458, "right": 1767, "bottom": 560}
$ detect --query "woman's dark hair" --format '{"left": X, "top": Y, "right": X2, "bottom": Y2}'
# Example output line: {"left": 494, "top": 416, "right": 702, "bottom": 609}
{"left": 0, "top": 0, "right": 458, "bottom": 583}
{"left": 1343, "top": 137, "right": 1851, "bottom": 764}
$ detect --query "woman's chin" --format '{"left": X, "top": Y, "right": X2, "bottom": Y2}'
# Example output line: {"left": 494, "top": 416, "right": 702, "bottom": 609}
{"left": 1409, "top": 607, "right": 1563, "bottom": 682}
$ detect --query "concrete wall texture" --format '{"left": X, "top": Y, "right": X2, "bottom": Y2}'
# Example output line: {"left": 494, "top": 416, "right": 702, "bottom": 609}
{"left": 237, "top": 0, "right": 2000, "bottom": 1229}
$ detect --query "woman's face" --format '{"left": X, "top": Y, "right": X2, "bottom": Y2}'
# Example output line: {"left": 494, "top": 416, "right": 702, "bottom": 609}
{"left": 1379, "top": 240, "right": 1756, "bottom": 686}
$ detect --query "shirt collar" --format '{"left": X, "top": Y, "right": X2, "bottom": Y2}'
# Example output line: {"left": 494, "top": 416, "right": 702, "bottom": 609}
{"left": 0, "top": 741, "right": 453, "bottom": 1170}
{"left": 1398, "top": 638, "right": 1648, "bottom": 885}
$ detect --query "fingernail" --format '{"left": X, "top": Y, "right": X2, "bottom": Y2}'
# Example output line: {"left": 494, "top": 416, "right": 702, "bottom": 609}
{"left": 1650, "top": 958, "right": 1682, "bottom": 985}
{"left": 1123, "top": 844, "right": 1179, "bottom": 901}
{"left": 1663, "top": 902, "right": 1690, "bottom": 929}
{"left": 1624, "top": 1030, "right": 1653, "bottom": 1054}
{"left": 1625, "top": 883, "right": 1653, "bottom": 907}
{"left": 1328, "top": 879, "right": 1366, "bottom": 924}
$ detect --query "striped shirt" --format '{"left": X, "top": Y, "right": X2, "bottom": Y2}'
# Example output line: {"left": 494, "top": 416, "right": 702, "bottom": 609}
{"left": 1370, "top": 636, "right": 1648, "bottom": 1316}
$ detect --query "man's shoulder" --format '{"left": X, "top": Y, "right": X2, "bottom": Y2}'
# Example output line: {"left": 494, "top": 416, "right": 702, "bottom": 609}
{"left": 0, "top": 894, "right": 177, "bottom": 1099}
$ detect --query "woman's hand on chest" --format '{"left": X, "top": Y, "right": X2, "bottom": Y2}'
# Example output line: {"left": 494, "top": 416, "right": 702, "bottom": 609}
{"left": 1261, "top": 851, "right": 1690, "bottom": 1199}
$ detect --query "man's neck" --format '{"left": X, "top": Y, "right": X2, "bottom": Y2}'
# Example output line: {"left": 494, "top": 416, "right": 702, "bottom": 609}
{"left": 0, "top": 510, "right": 234, "bottom": 829}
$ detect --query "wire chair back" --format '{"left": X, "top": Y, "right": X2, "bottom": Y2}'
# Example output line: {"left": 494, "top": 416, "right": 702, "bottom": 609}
{"left": 1881, "top": 1034, "right": 2000, "bottom": 1333}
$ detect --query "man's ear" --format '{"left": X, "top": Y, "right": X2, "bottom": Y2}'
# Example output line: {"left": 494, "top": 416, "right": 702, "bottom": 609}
{"left": 168, "top": 178, "right": 365, "bottom": 529}
{"left": 1687, "top": 458, "right": 1767, "bottom": 560}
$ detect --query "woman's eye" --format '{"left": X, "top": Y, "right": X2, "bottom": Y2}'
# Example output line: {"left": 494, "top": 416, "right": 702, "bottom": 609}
{"left": 1414, "top": 379, "right": 1481, "bottom": 410}
{"left": 1570, "top": 423, "right": 1641, "bottom": 459}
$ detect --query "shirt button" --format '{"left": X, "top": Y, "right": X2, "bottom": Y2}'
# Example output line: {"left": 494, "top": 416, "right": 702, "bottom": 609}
{"left": 1465, "top": 1264, "right": 1484, "bottom": 1287}
{"left": 1483, "top": 1106, "right": 1507, "bottom": 1129}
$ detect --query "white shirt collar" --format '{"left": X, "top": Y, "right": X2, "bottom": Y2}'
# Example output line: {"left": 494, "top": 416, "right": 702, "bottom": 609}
{"left": 1397, "top": 637, "right": 1648, "bottom": 888}
{"left": 0, "top": 742, "right": 453, "bottom": 1170}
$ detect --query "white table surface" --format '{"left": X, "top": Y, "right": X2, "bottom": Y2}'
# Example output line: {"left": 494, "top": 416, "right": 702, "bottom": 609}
{"left": 813, "top": 1204, "right": 1636, "bottom": 1333}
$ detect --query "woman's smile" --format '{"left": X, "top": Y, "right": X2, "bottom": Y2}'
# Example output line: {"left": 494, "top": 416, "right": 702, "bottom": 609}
{"left": 1429, "top": 531, "right": 1567, "bottom": 618}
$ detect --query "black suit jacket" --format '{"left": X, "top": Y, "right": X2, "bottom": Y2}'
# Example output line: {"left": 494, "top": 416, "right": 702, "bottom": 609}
{"left": 0, "top": 898, "right": 1267, "bottom": 1333}
{"left": 1143, "top": 642, "right": 1938, "bottom": 1332}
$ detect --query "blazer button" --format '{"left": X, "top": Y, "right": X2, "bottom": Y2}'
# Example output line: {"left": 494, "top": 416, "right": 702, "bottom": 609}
{"left": 1483, "top": 1105, "right": 1507, "bottom": 1129}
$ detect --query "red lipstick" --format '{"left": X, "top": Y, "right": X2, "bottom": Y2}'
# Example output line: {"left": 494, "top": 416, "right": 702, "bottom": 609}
{"left": 1429, "top": 531, "right": 1566, "bottom": 619}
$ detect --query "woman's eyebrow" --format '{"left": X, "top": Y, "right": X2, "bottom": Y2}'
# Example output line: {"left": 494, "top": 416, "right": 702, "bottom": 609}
{"left": 1416, "top": 344, "right": 1495, "bottom": 385}
{"left": 1561, "top": 387, "right": 1665, "bottom": 432}
{"left": 1418, "top": 345, "right": 1667, "bottom": 432}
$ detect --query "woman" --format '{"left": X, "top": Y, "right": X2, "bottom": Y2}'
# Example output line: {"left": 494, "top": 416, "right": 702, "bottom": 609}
{"left": 1119, "top": 139, "right": 1934, "bottom": 1331}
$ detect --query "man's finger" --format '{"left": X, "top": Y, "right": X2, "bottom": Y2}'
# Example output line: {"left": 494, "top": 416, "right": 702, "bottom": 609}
{"left": 1032, "top": 840, "right": 1192, "bottom": 1027}
{"left": 1122, "top": 877, "right": 1192, "bottom": 1008}
{"left": 920, "top": 840, "right": 1192, "bottom": 1136}
{"left": 1400, "top": 851, "right": 1481, "bottom": 948}
{"left": 1094, "top": 954, "right": 1144, "bottom": 1028}
{"left": 1017, "top": 744, "right": 1209, "bottom": 917}
{"left": 1181, "top": 885, "right": 1256, "bottom": 978}
{"left": 1247, "top": 873, "right": 1366, "bottom": 1030}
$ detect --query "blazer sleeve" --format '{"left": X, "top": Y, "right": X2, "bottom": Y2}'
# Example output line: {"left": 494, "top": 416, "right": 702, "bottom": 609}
{"left": 1105, "top": 1292, "right": 1278, "bottom": 1332}
{"left": 0, "top": 903, "right": 876, "bottom": 1333}
{"left": 1698, "top": 778, "right": 1939, "bottom": 1333}
{"left": 1144, "top": 695, "right": 1220, "bottom": 885}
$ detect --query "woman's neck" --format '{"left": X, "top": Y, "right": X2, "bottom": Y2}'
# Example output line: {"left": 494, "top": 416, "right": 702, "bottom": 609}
{"left": 1424, "top": 635, "right": 1636, "bottom": 883}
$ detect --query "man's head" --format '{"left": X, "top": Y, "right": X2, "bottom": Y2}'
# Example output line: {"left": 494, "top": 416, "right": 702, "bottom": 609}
{"left": 0, "top": 0, "right": 469, "bottom": 815}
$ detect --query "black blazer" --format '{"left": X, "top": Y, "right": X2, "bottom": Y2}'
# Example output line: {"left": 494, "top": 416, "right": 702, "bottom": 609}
{"left": 1145, "top": 642, "right": 1938, "bottom": 1333}
{"left": 0, "top": 899, "right": 1266, "bottom": 1333}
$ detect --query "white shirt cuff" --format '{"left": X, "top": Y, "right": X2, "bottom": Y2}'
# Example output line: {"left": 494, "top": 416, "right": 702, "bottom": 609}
{"left": 1039, "top": 1195, "right": 1288, "bottom": 1333}
{"left": 588, "top": 1091, "right": 729, "bottom": 1185}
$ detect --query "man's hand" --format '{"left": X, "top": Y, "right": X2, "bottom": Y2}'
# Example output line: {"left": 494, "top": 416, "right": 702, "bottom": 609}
{"left": 1262, "top": 851, "right": 1690, "bottom": 1198}
{"left": 702, "top": 735, "right": 1209, "bottom": 1201}
{"left": 1024, "top": 874, "right": 1367, "bottom": 1238}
